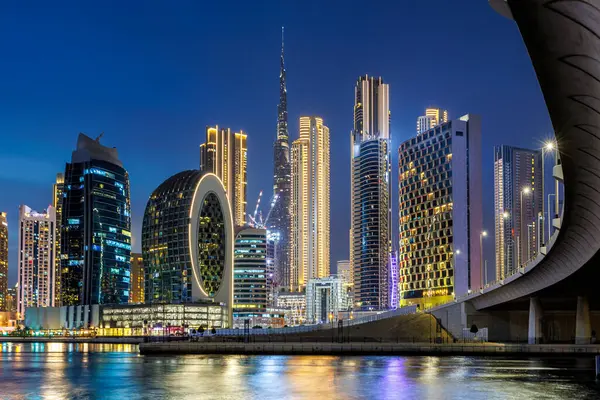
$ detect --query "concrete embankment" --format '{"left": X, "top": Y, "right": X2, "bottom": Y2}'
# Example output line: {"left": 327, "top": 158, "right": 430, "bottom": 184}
{"left": 139, "top": 341, "right": 600, "bottom": 356}
{"left": 0, "top": 337, "right": 143, "bottom": 344}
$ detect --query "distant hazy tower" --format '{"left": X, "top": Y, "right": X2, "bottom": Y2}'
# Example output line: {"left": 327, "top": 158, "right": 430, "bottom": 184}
{"left": 200, "top": 126, "right": 248, "bottom": 227}
{"left": 0, "top": 212, "right": 7, "bottom": 311}
{"left": 494, "top": 146, "right": 543, "bottom": 281}
{"left": 291, "top": 116, "right": 330, "bottom": 290}
{"left": 417, "top": 107, "right": 449, "bottom": 134}
{"left": 17, "top": 205, "right": 57, "bottom": 316}
{"left": 351, "top": 75, "right": 391, "bottom": 310}
{"left": 270, "top": 27, "right": 292, "bottom": 290}
{"left": 52, "top": 173, "right": 64, "bottom": 305}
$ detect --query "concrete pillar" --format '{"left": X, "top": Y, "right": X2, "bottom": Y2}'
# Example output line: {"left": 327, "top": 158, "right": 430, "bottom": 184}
{"left": 528, "top": 297, "right": 543, "bottom": 344}
{"left": 575, "top": 296, "right": 591, "bottom": 344}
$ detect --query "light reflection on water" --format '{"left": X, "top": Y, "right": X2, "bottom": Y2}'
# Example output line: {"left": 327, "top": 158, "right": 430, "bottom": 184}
{"left": 0, "top": 343, "right": 599, "bottom": 399}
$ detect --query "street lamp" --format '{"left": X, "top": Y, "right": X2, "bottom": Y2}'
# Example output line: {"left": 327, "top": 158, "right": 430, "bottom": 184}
{"left": 480, "top": 231, "right": 487, "bottom": 289}
{"left": 542, "top": 140, "right": 557, "bottom": 243}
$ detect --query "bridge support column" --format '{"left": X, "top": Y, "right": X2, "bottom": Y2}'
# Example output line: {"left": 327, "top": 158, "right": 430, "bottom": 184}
{"left": 575, "top": 296, "right": 591, "bottom": 344}
{"left": 528, "top": 297, "right": 543, "bottom": 344}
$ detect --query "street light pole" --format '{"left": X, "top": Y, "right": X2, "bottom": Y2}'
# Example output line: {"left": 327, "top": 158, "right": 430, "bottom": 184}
{"left": 542, "top": 140, "right": 556, "bottom": 245}
{"left": 479, "top": 231, "right": 487, "bottom": 289}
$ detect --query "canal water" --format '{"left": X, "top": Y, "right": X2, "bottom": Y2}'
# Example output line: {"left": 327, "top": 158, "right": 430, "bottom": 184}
{"left": 1, "top": 343, "right": 599, "bottom": 399}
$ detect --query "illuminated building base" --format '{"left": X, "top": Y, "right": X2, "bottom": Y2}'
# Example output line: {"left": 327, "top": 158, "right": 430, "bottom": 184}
{"left": 400, "top": 294, "right": 455, "bottom": 311}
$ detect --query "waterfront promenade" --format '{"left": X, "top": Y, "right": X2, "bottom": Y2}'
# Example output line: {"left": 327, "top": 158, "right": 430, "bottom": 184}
{"left": 139, "top": 341, "right": 600, "bottom": 357}
{"left": 0, "top": 336, "right": 143, "bottom": 344}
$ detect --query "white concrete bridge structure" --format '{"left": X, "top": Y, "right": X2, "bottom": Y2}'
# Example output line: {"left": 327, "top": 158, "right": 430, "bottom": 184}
{"left": 431, "top": 0, "right": 600, "bottom": 344}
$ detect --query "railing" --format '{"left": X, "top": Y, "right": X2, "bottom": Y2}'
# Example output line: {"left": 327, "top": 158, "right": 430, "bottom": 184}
{"left": 216, "top": 306, "right": 418, "bottom": 336}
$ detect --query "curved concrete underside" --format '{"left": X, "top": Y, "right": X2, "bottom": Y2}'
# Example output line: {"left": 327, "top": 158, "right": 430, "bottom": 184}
{"left": 472, "top": 0, "right": 600, "bottom": 310}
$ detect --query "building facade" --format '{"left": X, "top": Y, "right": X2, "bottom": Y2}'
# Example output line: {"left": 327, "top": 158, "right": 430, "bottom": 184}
{"left": 398, "top": 115, "right": 483, "bottom": 309}
{"left": 52, "top": 173, "right": 64, "bottom": 305}
{"left": 6, "top": 287, "right": 16, "bottom": 313}
{"left": 17, "top": 205, "right": 57, "bottom": 316}
{"left": 269, "top": 28, "right": 292, "bottom": 291}
{"left": 141, "top": 171, "right": 234, "bottom": 324}
{"left": 305, "top": 276, "right": 350, "bottom": 324}
{"left": 199, "top": 126, "right": 247, "bottom": 227}
{"left": 25, "top": 302, "right": 230, "bottom": 333}
{"left": 291, "top": 116, "right": 330, "bottom": 290}
{"left": 494, "top": 145, "right": 543, "bottom": 281}
{"left": 416, "top": 107, "right": 449, "bottom": 135}
{"left": 233, "top": 228, "right": 268, "bottom": 321}
{"left": 130, "top": 253, "right": 144, "bottom": 304}
{"left": 275, "top": 292, "right": 306, "bottom": 326}
{"left": 0, "top": 212, "right": 8, "bottom": 311}
{"left": 351, "top": 75, "right": 391, "bottom": 310}
{"left": 60, "top": 133, "right": 131, "bottom": 306}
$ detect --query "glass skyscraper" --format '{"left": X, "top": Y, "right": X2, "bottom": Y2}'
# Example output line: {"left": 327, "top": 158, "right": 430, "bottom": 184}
{"left": 0, "top": 212, "right": 8, "bottom": 311}
{"left": 494, "top": 145, "right": 543, "bottom": 280}
{"left": 142, "top": 170, "right": 203, "bottom": 303}
{"left": 269, "top": 27, "right": 292, "bottom": 290}
{"left": 52, "top": 173, "right": 64, "bottom": 305}
{"left": 351, "top": 75, "right": 391, "bottom": 310}
{"left": 233, "top": 227, "right": 268, "bottom": 321}
{"left": 61, "top": 133, "right": 131, "bottom": 306}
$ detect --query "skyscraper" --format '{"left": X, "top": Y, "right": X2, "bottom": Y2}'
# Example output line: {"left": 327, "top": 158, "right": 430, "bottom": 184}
{"left": 61, "top": 133, "right": 131, "bottom": 306}
{"left": 52, "top": 173, "right": 64, "bottom": 305}
{"left": 233, "top": 227, "right": 268, "bottom": 321}
{"left": 494, "top": 145, "right": 543, "bottom": 281}
{"left": 291, "top": 116, "right": 330, "bottom": 290}
{"left": 141, "top": 171, "right": 234, "bottom": 322}
{"left": 17, "top": 205, "right": 56, "bottom": 316}
{"left": 351, "top": 75, "right": 391, "bottom": 310}
{"left": 269, "top": 27, "right": 292, "bottom": 290}
{"left": 0, "top": 212, "right": 7, "bottom": 311}
{"left": 398, "top": 115, "right": 483, "bottom": 309}
{"left": 130, "top": 253, "right": 144, "bottom": 304}
{"left": 6, "top": 287, "right": 16, "bottom": 313}
{"left": 199, "top": 126, "right": 247, "bottom": 227}
{"left": 416, "top": 107, "right": 449, "bottom": 134}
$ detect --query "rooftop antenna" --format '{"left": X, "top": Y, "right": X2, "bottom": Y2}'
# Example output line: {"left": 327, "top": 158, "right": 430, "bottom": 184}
{"left": 95, "top": 132, "right": 104, "bottom": 142}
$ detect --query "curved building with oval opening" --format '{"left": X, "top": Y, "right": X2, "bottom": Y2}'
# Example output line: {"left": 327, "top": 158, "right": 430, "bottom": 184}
{"left": 142, "top": 171, "right": 233, "bottom": 325}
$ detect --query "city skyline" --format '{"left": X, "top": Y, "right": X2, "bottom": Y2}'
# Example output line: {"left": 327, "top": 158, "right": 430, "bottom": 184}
{"left": 0, "top": 0, "right": 553, "bottom": 285}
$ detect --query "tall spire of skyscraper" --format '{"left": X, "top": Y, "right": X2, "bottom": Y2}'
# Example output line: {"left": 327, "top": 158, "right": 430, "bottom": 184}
{"left": 278, "top": 26, "right": 288, "bottom": 141}
{"left": 271, "top": 26, "right": 292, "bottom": 290}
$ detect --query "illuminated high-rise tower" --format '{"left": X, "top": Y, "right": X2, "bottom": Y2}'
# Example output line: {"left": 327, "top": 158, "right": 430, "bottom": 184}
{"left": 0, "top": 212, "right": 7, "bottom": 311}
{"left": 18, "top": 205, "right": 56, "bottom": 316}
{"left": 199, "top": 126, "right": 248, "bottom": 227}
{"left": 417, "top": 107, "right": 449, "bottom": 134}
{"left": 61, "top": 133, "right": 131, "bottom": 306}
{"left": 494, "top": 146, "right": 543, "bottom": 281}
{"left": 52, "top": 173, "right": 64, "bottom": 305}
{"left": 269, "top": 27, "right": 292, "bottom": 290}
{"left": 291, "top": 116, "right": 330, "bottom": 290}
{"left": 351, "top": 75, "right": 391, "bottom": 310}
{"left": 398, "top": 115, "right": 483, "bottom": 309}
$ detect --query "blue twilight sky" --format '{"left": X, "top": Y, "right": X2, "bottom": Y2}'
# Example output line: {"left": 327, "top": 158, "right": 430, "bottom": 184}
{"left": 0, "top": 0, "right": 552, "bottom": 285}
